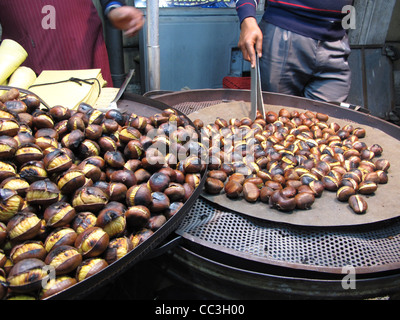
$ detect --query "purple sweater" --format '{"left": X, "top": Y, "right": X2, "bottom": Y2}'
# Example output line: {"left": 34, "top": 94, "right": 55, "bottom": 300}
{"left": 236, "top": 0, "right": 353, "bottom": 41}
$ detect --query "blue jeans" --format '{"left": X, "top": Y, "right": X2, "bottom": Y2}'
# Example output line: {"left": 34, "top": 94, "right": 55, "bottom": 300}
{"left": 259, "top": 20, "right": 351, "bottom": 103}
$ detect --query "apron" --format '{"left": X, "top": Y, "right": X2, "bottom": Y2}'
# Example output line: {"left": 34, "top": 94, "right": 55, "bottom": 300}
{"left": 0, "top": 0, "right": 113, "bottom": 86}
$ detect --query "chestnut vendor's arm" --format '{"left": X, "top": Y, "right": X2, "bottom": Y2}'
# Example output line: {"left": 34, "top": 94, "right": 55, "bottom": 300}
{"left": 100, "top": 0, "right": 145, "bottom": 38}
{"left": 236, "top": 0, "right": 263, "bottom": 68}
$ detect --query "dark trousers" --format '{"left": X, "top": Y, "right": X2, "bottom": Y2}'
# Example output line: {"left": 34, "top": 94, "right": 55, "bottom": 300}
{"left": 259, "top": 20, "right": 351, "bottom": 103}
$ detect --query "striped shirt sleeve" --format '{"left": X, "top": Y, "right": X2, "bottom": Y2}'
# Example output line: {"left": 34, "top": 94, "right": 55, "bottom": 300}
{"left": 235, "top": 0, "right": 259, "bottom": 24}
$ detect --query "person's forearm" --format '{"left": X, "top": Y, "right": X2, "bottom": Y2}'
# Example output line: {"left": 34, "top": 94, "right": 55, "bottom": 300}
{"left": 99, "top": 0, "right": 126, "bottom": 16}
{"left": 236, "top": 0, "right": 259, "bottom": 25}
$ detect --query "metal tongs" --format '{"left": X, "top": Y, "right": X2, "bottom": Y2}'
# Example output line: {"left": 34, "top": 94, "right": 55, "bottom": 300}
{"left": 107, "top": 69, "right": 135, "bottom": 110}
{"left": 250, "top": 52, "right": 265, "bottom": 120}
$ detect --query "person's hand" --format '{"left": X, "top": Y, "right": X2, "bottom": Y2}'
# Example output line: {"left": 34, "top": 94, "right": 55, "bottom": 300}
{"left": 238, "top": 17, "right": 263, "bottom": 68}
{"left": 107, "top": 6, "right": 145, "bottom": 37}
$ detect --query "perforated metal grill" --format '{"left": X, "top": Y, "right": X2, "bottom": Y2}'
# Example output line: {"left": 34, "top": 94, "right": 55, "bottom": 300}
{"left": 167, "top": 97, "right": 400, "bottom": 275}
{"left": 177, "top": 198, "right": 400, "bottom": 274}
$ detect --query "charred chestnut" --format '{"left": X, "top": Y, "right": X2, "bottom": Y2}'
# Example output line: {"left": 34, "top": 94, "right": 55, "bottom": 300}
{"left": 72, "top": 186, "right": 109, "bottom": 213}
{"left": 103, "top": 237, "right": 133, "bottom": 264}
{"left": 96, "top": 207, "right": 126, "bottom": 238}
{"left": 74, "top": 227, "right": 109, "bottom": 258}
{"left": 149, "top": 192, "right": 170, "bottom": 213}
{"left": 45, "top": 245, "right": 82, "bottom": 275}
{"left": 7, "top": 258, "right": 49, "bottom": 293}
{"left": 14, "top": 143, "right": 43, "bottom": 164}
{"left": 0, "top": 189, "right": 24, "bottom": 222}
{"left": 40, "top": 276, "right": 77, "bottom": 299}
{"left": 43, "top": 148, "right": 73, "bottom": 173}
{"left": 75, "top": 258, "right": 108, "bottom": 282}
{"left": 71, "top": 212, "right": 97, "bottom": 235}
{"left": 10, "top": 241, "right": 47, "bottom": 264}
{"left": 125, "top": 205, "right": 151, "bottom": 230}
{"left": 7, "top": 212, "right": 42, "bottom": 241}
{"left": 44, "top": 201, "right": 76, "bottom": 228}
{"left": 57, "top": 169, "right": 86, "bottom": 194}
{"left": 26, "top": 179, "right": 60, "bottom": 206}
{"left": 44, "top": 227, "right": 78, "bottom": 252}
{"left": 126, "top": 184, "right": 152, "bottom": 207}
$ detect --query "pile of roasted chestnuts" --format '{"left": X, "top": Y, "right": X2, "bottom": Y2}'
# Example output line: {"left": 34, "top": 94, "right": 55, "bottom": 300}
{"left": 0, "top": 88, "right": 205, "bottom": 299}
{"left": 196, "top": 108, "right": 390, "bottom": 215}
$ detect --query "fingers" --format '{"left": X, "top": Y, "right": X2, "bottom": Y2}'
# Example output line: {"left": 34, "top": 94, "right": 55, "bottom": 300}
{"left": 237, "top": 17, "right": 263, "bottom": 68}
{"left": 245, "top": 42, "right": 257, "bottom": 68}
{"left": 108, "top": 7, "right": 145, "bottom": 37}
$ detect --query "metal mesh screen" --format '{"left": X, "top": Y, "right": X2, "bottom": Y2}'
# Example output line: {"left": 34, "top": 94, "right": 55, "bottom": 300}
{"left": 177, "top": 198, "right": 400, "bottom": 273}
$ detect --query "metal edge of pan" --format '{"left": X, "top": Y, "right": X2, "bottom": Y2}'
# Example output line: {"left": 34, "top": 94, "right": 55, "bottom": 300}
{"left": 46, "top": 92, "right": 208, "bottom": 299}
{"left": 159, "top": 244, "right": 400, "bottom": 299}
{"left": 153, "top": 88, "right": 400, "bottom": 141}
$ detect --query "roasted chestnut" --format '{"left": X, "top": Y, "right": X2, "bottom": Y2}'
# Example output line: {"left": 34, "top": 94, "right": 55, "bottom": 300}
{"left": 104, "top": 150, "right": 125, "bottom": 168}
{"left": 0, "top": 160, "right": 17, "bottom": 181}
{"left": 294, "top": 192, "right": 315, "bottom": 210}
{"left": 7, "top": 258, "right": 49, "bottom": 293}
{"left": 44, "top": 227, "right": 78, "bottom": 252}
{"left": 74, "top": 227, "right": 109, "bottom": 258}
{"left": 96, "top": 207, "right": 126, "bottom": 238}
{"left": 164, "top": 182, "right": 186, "bottom": 202}
{"left": 43, "top": 148, "right": 73, "bottom": 173}
{"left": 61, "top": 129, "right": 85, "bottom": 150}
{"left": 85, "top": 124, "right": 103, "bottom": 140}
{"left": 26, "top": 179, "right": 60, "bottom": 206}
{"left": 40, "top": 276, "right": 77, "bottom": 299}
{"left": 106, "top": 182, "right": 128, "bottom": 202}
{"left": 336, "top": 186, "right": 356, "bottom": 202}
{"left": 48, "top": 105, "right": 71, "bottom": 122}
{"left": 19, "top": 160, "right": 48, "bottom": 184}
{"left": 44, "top": 245, "right": 82, "bottom": 276}
{"left": 43, "top": 201, "right": 76, "bottom": 228}
{"left": 147, "top": 172, "right": 170, "bottom": 193}
{"left": 0, "top": 118, "right": 20, "bottom": 137}
{"left": 0, "top": 222, "right": 6, "bottom": 245}
{"left": 348, "top": 194, "right": 368, "bottom": 214}
{"left": 103, "top": 237, "right": 133, "bottom": 264}
{"left": 7, "top": 212, "right": 42, "bottom": 242}
{"left": 148, "top": 214, "right": 167, "bottom": 231}
{"left": 126, "top": 184, "right": 152, "bottom": 207}
{"left": 224, "top": 180, "right": 243, "bottom": 199}
{"left": 57, "top": 169, "right": 86, "bottom": 194}
{"left": 71, "top": 212, "right": 97, "bottom": 235}
{"left": 269, "top": 190, "right": 296, "bottom": 212}
{"left": 0, "top": 189, "right": 24, "bottom": 222}
{"left": 14, "top": 143, "right": 43, "bottom": 164}
{"left": 130, "top": 228, "right": 154, "bottom": 248}
{"left": 75, "top": 258, "right": 108, "bottom": 282}
{"left": 109, "top": 169, "right": 137, "bottom": 188}
{"left": 149, "top": 192, "right": 170, "bottom": 213}
{"left": 125, "top": 205, "right": 151, "bottom": 230}
{"left": 78, "top": 139, "right": 101, "bottom": 159}
{"left": 0, "top": 176, "right": 29, "bottom": 196}
{"left": 10, "top": 241, "right": 47, "bottom": 264}
{"left": 72, "top": 186, "right": 109, "bottom": 213}
{"left": 0, "top": 135, "right": 18, "bottom": 160}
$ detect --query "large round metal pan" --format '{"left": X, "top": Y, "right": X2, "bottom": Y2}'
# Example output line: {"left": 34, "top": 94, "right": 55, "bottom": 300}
{"left": 153, "top": 89, "right": 400, "bottom": 228}
{"left": 42, "top": 92, "right": 207, "bottom": 299}
{"left": 158, "top": 244, "right": 400, "bottom": 299}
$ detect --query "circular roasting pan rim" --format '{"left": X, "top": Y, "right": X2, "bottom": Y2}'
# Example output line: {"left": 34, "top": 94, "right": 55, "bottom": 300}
{"left": 153, "top": 89, "right": 400, "bottom": 276}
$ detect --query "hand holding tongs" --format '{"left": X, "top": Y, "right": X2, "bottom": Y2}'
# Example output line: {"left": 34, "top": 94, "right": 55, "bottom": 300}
{"left": 250, "top": 52, "right": 265, "bottom": 120}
